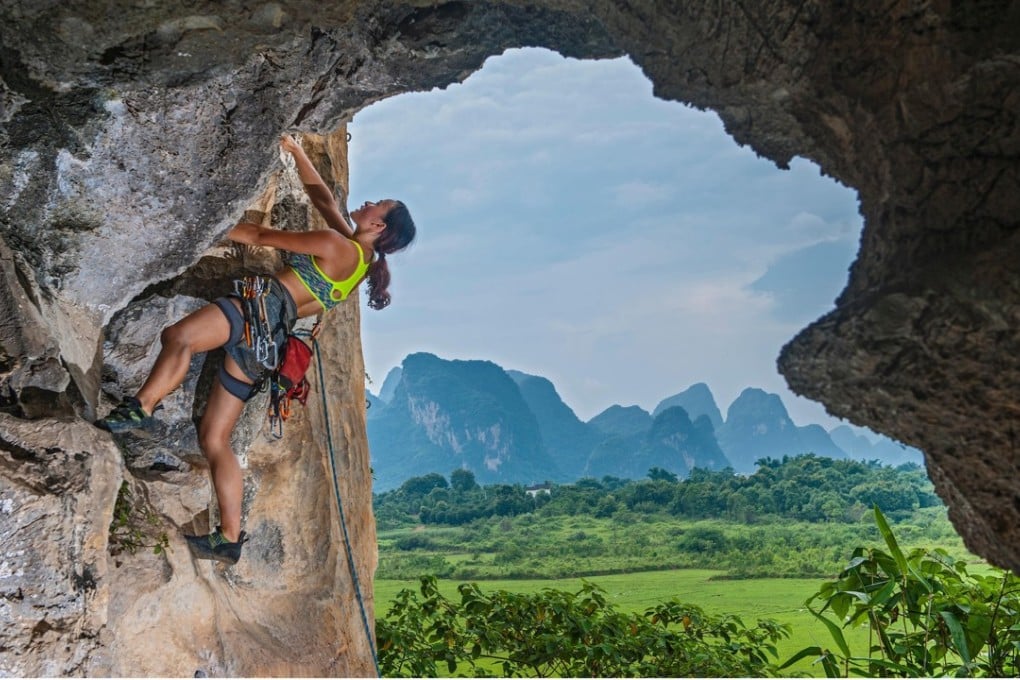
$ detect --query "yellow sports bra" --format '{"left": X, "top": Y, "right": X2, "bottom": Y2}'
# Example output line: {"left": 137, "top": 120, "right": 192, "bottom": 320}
{"left": 286, "top": 240, "right": 371, "bottom": 310}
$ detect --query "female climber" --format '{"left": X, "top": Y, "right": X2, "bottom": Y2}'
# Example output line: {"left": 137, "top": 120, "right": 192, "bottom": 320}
{"left": 95, "top": 134, "right": 417, "bottom": 565}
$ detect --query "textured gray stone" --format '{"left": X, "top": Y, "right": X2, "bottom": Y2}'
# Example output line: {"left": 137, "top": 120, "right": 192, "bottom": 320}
{"left": 0, "top": 415, "right": 122, "bottom": 677}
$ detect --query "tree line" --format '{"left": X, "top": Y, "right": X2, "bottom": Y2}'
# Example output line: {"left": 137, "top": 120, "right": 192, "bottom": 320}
{"left": 374, "top": 455, "right": 942, "bottom": 529}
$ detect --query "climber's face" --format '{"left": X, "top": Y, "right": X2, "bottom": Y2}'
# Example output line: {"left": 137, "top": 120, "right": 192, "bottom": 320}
{"left": 352, "top": 200, "right": 396, "bottom": 230}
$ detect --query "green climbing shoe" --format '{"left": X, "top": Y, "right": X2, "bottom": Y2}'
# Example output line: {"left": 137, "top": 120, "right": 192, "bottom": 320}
{"left": 94, "top": 397, "right": 155, "bottom": 433}
{"left": 185, "top": 527, "right": 249, "bottom": 565}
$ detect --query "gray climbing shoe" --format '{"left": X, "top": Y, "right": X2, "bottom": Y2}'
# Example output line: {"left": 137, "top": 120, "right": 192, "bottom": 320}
{"left": 185, "top": 526, "right": 249, "bottom": 565}
{"left": 95, "top": 397, "right": 155, "bottom": 433}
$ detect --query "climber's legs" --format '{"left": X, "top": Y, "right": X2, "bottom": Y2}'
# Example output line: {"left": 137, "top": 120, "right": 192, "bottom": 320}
{"left": 95, "top": 301, "right": 237, "bottom": 433}
{"left": 196, "top": 354, "right": 250, "bottom": 543}
{"left": 136, "top": 301, "right": 237, "bottom": 414}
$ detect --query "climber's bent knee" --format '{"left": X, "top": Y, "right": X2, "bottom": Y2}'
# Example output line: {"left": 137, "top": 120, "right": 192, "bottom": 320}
{"left": 160, "top": 322, "right": 187, "bottom": 349}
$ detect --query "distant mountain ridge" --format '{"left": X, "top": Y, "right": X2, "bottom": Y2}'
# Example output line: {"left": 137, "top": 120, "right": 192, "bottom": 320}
{"left": 378, "top": 366, "right": 402, "bottom": 403}
{"left": 652, "top": 382, "right": 724, "bottom": 431}
{"left": 368, "top": 353, "right": 923, "bottom": 490}
{"left": 717, "top": 388, "right": 849, "bottom": 473}
{"left": 506, "top": 370, "right": 600, "bottom": 479}
{"left": 829, "top": 425, "right": 921, "bottom": 467}
{"left": 367, "top": 353, "right": 560, "bottom": 491}
{"left": 589, "top": 405, "right": 653, "bottom": 438}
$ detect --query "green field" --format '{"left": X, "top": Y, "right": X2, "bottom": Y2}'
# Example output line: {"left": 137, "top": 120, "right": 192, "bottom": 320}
{"left": 372, "top": 464, "right": 980, "bottom": 676}
{"left": 375, "top": 569, "right": 873, "bottom": 676}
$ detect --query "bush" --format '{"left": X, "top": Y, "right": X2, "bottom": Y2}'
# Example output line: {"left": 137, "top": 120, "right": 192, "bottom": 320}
{"left": 394, "top": 534, "right": 441, "bottom": 551}
{"left": 784, "top": 507, "right": 1020, "bottom": 677}
{"left": 378, "top": 576, "right": 789, "bottom": 677}
{"left": 677, "top": 526, "right": 729, "bottom": 554}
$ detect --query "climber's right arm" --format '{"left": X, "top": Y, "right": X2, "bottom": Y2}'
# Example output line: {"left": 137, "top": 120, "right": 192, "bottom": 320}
{"left": 227, "top": 221, "right": 345, "bottom": 259}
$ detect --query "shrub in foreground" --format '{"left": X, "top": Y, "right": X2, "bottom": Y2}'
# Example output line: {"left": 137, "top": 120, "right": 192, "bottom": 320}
{"left": 378, "top": 576, "right": 788, "bottom": 677}
{"left": 784, "top": 507, "right": 1020, "bottom": 677}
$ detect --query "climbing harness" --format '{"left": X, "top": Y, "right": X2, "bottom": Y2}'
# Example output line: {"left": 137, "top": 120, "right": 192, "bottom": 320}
{"left": 310, "top": 335, "right": 381, "bottom": 676}
{"left": 234, "top": 275, "right": 278, "bottom": 370}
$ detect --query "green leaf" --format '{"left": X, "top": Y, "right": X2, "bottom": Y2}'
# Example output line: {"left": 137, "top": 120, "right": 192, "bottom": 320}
{"left": 939, "top": 610, "right": 971, "bottom": 664}
{"left": 871, "top": 550, "right": 901, "bottom": 578}
{"left": 873, "top": 505, "right": 908, "bottom": 577}
{"left": 778, "top": 646, "right": 824, "bottom": 670}
{"left": 831, "top": 592, "right": 852, "bottom": 620}
{"left": 906, "top": 562, "right": 934, "bottom": 594}
{"left": 820, "top": 652, "right": 840, "bottom": 678}
{"left": 870, "top": 578, "right": 897, "bottom": 606}
{"left": 844, "top": 590, "right": 871, "bottom": 603}
{"left": 873, "top": 617, "right": 897, "bottom": 662}
{"left": 809, "top": 608, "right": 852, "bottom": 658}
{"left": 844, "top": 555, "right": 868, "bottom": 572}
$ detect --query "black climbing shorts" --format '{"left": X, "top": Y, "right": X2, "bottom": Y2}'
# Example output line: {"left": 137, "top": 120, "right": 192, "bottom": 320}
{"left": 212, "top": 276, "right": 298, "bottom": 401}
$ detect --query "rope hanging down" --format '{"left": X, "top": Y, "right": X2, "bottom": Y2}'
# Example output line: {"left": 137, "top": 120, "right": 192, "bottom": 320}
{"left": 304, "top": 332, "right": 381, "bottom": 676}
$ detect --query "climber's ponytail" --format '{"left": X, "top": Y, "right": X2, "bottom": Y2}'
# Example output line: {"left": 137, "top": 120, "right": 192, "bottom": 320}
{"left": 366, "top": 201, "right": 415, "bottom": 311}
{"left": 366, "top": 253, "right": 392, "bottom": 310}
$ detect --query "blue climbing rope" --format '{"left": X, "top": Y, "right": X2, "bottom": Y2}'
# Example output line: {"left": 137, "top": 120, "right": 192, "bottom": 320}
{"left": 306, "top": 334, "right": 381, "bottom": 677}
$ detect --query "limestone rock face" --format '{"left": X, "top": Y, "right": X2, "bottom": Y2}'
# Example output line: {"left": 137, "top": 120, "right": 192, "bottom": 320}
{"left": 2, "top": 113, "right": 378, "bottom": 674}
{"left": 1, "top": 0, "right": 1019, "bottom": 675}
{"left": 0, "top": 415, "right": 122, "bottom": 676}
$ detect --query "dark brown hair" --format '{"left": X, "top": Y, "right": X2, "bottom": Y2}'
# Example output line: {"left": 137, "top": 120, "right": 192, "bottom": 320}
{"left": 366, "top": 200, "right": 416, "bottom": 310}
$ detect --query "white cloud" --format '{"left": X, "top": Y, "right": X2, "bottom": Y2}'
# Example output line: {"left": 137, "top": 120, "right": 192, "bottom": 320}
{"left": 671, "top": 279, "right": 775, "bottom": 318}
{"left": 785, "top": 210, "right": 829, "bottom": 237}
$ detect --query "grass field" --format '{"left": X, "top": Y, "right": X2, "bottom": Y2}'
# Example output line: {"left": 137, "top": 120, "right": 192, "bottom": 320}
{"left": 375, "top": 569, "right": 874, "bottom": 676}
{"left": 373, "top": 506, "right": 974, "bottom": 675}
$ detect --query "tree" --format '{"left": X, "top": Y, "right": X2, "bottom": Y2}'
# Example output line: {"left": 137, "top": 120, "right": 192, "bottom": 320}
{"left": 600, "top": 475, "right": 628, "bottom": 491}
{"left": 623, "top": 480, "right": 675, "bottom": 510}
{"left": 450, "top": 468, "right": 479, "bottom": 493}
{"left": 677, "top": 526, "right": 729, "bottom": 554}
{"left": 399, "top": 473, "right": 449, "bottom": 497}
{"left": 850, "top": 480, "right": 918, "bottom": 513}
{"left": 492, "top": 484, "right": 531, "bottom": 516}
{"left": 593, "top": 495, "right": 620, "bottom": 518}
{"left": 648, "top": 467, "right": 679, "bottom": 483}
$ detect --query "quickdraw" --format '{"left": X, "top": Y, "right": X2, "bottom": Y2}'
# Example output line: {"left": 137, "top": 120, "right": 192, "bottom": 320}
{"left": 234, "top": 276, "right": 278, "bottom": 370}
{"left": 230, "top": 276, "right": 315, "bottom": 439}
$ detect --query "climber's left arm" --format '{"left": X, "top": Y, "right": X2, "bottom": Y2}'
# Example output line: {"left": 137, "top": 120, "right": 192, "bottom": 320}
{"left": 280, "top": 134, "right": 355, "bottom": 239}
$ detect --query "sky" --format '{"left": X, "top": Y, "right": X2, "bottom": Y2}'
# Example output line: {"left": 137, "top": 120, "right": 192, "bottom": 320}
{"left": 348, "top": 48, "right": 863, "bottom": 429}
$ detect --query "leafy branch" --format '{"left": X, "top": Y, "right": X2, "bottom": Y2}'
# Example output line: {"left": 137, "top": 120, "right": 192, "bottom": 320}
{"left": 783, "top": 506, "right": 1020, "bottom": 677}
